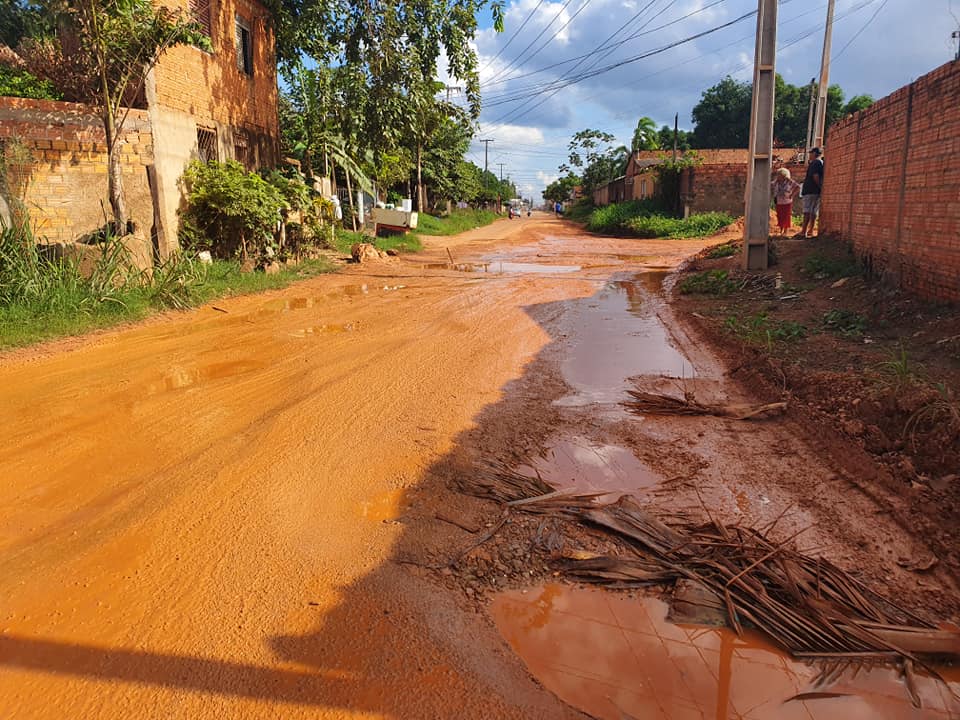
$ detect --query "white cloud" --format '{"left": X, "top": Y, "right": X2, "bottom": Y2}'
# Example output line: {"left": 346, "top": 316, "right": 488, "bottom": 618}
{"left": 468, "top": 0, "right": 958, "bottom": 197}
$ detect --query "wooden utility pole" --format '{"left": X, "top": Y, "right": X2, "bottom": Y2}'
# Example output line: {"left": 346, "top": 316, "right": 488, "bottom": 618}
{"left": 673, "top": 112, "right": 679, "bottom": 161}
{"left": 480, "top": 139, "right": 494, "bottom": 173}
{"left": 742, "top": 0, "right": 778, "bottom": 271}
{"left": 812, "top": 0, "right": 836, "bottom": 149}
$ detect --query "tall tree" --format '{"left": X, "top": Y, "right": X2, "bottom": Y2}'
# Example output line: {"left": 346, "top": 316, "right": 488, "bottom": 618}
{"left": 691, "top": 74, "right": 861, "bottom": 149}
{"left": 14, "top": 0, "right": 205, "bottom": 229}
{"left": 631, "top": 116, "right": 660, "bottom": 152}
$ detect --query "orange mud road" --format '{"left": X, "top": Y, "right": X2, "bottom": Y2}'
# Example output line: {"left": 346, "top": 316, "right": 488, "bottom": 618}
{"left": 0, "top": 216, "right": 955, "bottom": 719}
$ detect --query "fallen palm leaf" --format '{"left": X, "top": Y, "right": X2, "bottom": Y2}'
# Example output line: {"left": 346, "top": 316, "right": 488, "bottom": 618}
{"left": 624, "top": 388, "right": 786, "bottom": 420}
{"left": 451, "top": 462, "right": 958, "bottom": 707}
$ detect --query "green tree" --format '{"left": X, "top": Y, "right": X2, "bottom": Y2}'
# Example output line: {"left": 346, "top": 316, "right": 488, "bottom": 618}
{"left": 657, "top": 124, "right": 692, "bottom": 152}
{"left": 690, "top": 76, "right": 752, "bottom": 148}
{"left": 421, "top": 112, "right": 473, "bottom": 206}
{"left": 631, "top": 116, "right": 660, "bottom": 151}
{"left": 543, "top": 174, "right": 580, "bottom": 204}
{"left": 15, "top": 0, "right": 206, "bottom": 229}
{"left": 841, "top": 94, "right": 874, "bottom": 116}
{"left": 692, "top": 75, "right": 859, "bottom": 149}
{"left": 561, "top": 129, "right": 628, "bottom": 195}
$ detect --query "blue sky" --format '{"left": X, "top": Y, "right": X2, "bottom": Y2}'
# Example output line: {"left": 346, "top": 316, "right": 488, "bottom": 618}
{"left": 459, "top": 0, "right": 960, "bottom": 201}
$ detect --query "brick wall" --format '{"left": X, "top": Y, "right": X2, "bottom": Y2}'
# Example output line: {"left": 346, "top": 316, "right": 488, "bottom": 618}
{"left": 821, "top": 60, "right": 960, "bottom": 303}
{"left": 152, "top": 0, "right": 278, "bottom": 163}
{"left": 0, "top": 98, "right": 154, "bottom": 243}
{"left": 678, "top": 161, "right": 807, "bottom": 216}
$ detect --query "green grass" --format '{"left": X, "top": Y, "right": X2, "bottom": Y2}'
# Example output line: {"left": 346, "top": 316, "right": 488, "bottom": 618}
{"left": 414, "top": 208, "right": 498, "bottom": 236}
{"left": 801, "top": 250, "right": 862, "bottom": 279}
{"left": 0, "top": 221, "right": 333, "bottom": 350}
{"left": 678, "top": 269, "right": 739, "bottom": 295}
{"left": 564, "top": 200, "right": 595, "bottom": 222}
{"left": 706, "top": 242, "right": 739, "bottom": 259}
{"left": 586, "top": 199, "right": 733, "bottom": 238}
{"left": 724, "top": 313, "right": 807, "bottom": 349}
{"left": 332, "top": 228, "right": 423, "bottom": 255}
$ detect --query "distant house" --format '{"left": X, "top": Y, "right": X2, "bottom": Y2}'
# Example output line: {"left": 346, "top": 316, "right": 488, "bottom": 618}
{"left": 592, "top": 148, "right": 806, "bottom": 217}
{"left": 0, "top": 0, "right": 279, "bottom": 255}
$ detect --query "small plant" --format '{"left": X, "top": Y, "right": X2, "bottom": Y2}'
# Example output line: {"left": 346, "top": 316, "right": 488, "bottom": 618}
{"left": 872, "top": 344, "right": 920, "bottom": 388}
{"left": 706, "top": 242, "right": 738, "bottom": 259}
{"left": 802, "top": 250, "right": 861, "bottom": 279}
{"left": 725, "top": 312, "right": 807, "bottom": 349}
{"left": 822, "top": 308, "right": 867, "bottom": 338}
{"left": 148, "top": 252, "right": 206, "bottom": 309}
{"left": 678, "top": 269, "right": 738, "bottom": 295}
{"left": 903, "top": 382, "right": 960, "bottom": 451}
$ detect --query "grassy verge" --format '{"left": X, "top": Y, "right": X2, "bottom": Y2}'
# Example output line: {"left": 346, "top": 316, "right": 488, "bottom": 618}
{"left": 414, "top": 208, "right": 498, "bottom": 236}
{"left": 332, "top": 209, "right": 497, "bottom": 256}
{"left": 586, "top": 199, "right": 734, "bottom": 238}
{"left": 0, "top": 222, "right": 333, "bottom": 350}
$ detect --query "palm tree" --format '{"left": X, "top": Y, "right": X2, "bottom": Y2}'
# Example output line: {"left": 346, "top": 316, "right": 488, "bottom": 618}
{"left": 631, "top": 116, "right": 660, "bottom": 152}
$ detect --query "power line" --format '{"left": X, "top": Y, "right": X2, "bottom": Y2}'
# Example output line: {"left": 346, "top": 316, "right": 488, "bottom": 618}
{"left": 485, "top": 8, "right": 759, "bottom": 128}
{"left": 484, "top": 0, "right": 585, "bottom": 86}
{"left": 492, "top": 0, "right": 678, "bottom": 126}
{"left": 479, "top": 0, "right": 729, "bottom": 94}
{"left": 832, "top": 0, "right": 888, "bottom": 60}
{"left": 479, "top": 0, "right": 549, "bottom": 74}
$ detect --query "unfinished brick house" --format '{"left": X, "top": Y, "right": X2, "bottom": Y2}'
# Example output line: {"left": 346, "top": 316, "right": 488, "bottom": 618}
{"left": 0, "top": 0, "right": 279, "bottom": 256}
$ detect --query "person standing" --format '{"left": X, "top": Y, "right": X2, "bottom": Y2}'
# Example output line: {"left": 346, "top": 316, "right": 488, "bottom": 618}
{"left": 799, "top": 147, "right": 824, "bottom": 238}
{"left": 771, "top": 168, "right": 801, "bottom": 235}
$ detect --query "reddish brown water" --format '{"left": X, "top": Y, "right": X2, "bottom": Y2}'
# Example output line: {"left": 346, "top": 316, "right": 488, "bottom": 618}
{"left": 492, "top": 584, "right": 960, "bottom": 720}
{"left": 517, "top": 436, "right": 662, "bottom": 499}
{"left": 556, "top": 277, "right": 694, "bottom": 408}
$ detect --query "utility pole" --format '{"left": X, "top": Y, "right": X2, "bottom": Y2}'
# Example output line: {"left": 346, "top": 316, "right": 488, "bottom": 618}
{"left": 497, "top": 162, "right": 506, "bottom": 182}
{"left": 953, "top": 30, "right": 960, "bottom": 62}
{"left": 812, "top": 0, "right": 836, "bottom": 149}
{"left": 479, "top": 139, "right": 494, "bottom": 173}
{"left": 673, "top": 112, "right": 678, "bottom": 162}
{"left": 803, "top": 77, "right": 816, "bottom": 162}
{"left": 742, "top": 0, "right": 778, "bottom": 271}
{"left": 444, "top": 85, "right": 462, "bottom": 102}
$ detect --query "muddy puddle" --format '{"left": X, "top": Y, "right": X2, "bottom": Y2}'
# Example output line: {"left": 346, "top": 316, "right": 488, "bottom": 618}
{"left": 492, "top": 584, "right": 960, "bottom": 720}
{"left": 556, "top": 274, "right": 693, "bottom": 408}
{"left": 515, "top": 436, "right": 661, "bottom": 500}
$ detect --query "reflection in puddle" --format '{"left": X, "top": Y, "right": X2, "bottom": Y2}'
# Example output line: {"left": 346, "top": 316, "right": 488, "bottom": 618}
{"left": 158, "top": 360, "right": 266, "bottom": 391}
{"left": 492, "top": 584, "right": 960, "bottom": 720}
{"left": 357, "top": 489, "right": 407, "bottom": 521}
{"left": 556, "top": 275, "right": 693, "bottom": 407}
{"left": 517, "top": 437, "right": 660, "bottom": 499}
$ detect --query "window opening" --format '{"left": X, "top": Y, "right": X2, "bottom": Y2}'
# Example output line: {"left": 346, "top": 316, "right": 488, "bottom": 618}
{"left": 235, "top": 15, "right": 253, "bottom": 76}
{"left": 196, "top": 126, "right": 218, "bottom": 163}
{"left": 233, "top": 130, "right": 250, "bottom": 169}
{"left": 189, "top": 0, "right": 212, "bottom": 38}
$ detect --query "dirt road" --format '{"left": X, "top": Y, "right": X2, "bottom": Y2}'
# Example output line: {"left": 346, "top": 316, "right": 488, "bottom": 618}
{"left": 0, "top": 216, "right": 954, "bottom": 719}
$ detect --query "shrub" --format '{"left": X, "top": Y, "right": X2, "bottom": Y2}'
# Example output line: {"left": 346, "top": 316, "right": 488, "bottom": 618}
{"left": 179, "top": 160, "right": 285, "bottom": 262}
{"left": 586, "top": 199, "right": 733, "bottom": 238}
{"left": 586, "top": 199, "right": 661, "bottom": 234}
{"left": 0, "top": 65, "right": 61, "bottom": 100}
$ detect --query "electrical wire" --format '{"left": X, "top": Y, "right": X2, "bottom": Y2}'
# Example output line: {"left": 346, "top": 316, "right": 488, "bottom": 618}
{"left": 479, "top": 0, "right": 549, "bottom": 74}
{"left": 832, "top": 0, "right": 889, "bottom": 60}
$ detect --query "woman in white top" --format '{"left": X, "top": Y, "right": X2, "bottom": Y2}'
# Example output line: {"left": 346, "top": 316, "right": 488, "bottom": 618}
{"left": 771, "top": 168, "right": 801, "bottom": 235}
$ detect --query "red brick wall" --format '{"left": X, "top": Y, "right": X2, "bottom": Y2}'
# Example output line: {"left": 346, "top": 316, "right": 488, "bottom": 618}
{"left": 821, "top": 60, "right": 960, "bottom": 303}
{"left": 0, "top": 98, "right": 154, "bottom": 243}
{"left": 679, "top": 161, "right": 807, "bottom": 216}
